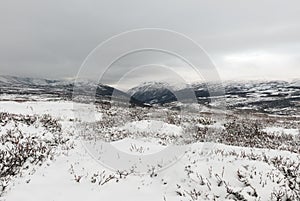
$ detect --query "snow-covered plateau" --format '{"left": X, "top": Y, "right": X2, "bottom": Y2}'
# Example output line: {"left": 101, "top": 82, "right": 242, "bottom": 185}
{"left": 0, "top": 100, "right": 299, "bottom": 201}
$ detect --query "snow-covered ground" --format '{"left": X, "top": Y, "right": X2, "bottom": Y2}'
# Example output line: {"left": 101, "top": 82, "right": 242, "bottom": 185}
{"left": 0, "top": 101, "right": 299, "bottom": 200}
{"left": 263, "top": 127, "right": 299, "bottom": 136}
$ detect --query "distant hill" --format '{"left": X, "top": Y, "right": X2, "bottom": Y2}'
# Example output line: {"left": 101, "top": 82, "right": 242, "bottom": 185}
{"left": 0, "top": 75, "right": 299, "bottom": 115}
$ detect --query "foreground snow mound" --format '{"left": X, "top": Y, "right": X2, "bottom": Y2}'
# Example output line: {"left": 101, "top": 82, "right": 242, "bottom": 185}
{"left": 3, "top": 141, "right": 300, "bottom": 201}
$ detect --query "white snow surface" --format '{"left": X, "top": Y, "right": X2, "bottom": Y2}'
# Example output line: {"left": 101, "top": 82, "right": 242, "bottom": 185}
{"left": 121, "top": 120, "right": 183, "bottom": 136}
{"left": 0, "top": 101, "right": 299, "bottom": 201}
{"left": 111, "top": 138, "right": 166, "bottom": 155}
{"left": 0, "top": 101, "right": 102, "bottom": 122}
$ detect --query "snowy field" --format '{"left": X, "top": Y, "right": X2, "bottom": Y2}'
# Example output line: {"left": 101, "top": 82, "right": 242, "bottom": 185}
{"left": 0, "top": 100, "right": 299, "bottom": 201}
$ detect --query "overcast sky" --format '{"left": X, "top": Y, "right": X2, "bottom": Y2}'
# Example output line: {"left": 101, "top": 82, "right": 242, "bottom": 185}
{"left": 0, "top": 0, "right": 299, "bottom": 84}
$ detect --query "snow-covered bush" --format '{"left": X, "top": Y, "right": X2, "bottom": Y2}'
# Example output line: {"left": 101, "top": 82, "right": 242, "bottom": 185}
{"left": 0, "top": 113, "right": 68, "bottom": 194}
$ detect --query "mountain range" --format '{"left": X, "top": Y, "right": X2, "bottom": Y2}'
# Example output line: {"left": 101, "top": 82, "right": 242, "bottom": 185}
{"left": 0, "top": 75, "right": 299, "bottom": 115}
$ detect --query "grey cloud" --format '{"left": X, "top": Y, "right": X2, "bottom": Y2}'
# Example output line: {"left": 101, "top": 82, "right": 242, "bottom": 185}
{"left": 0, "top": 0, "right": 299, "bottom": 82}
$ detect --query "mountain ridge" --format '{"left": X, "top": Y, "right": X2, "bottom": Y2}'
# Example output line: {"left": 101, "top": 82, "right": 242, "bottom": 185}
{"left": 0, "top": 75, "right": 299, "bottom": 115}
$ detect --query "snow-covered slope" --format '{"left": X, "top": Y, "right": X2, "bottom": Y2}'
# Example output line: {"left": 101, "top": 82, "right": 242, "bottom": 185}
{"left": 128, "top": 82, "right": 178, "bottom": 104}
{"left": 0, "top": 75, "right": 140, "bottom": 104}
{"left": 0, "top": 101, "right": 299, "bottom": 200}
{"left": 127, "top": 80, "right": 300, "bottom": 115}
{"left": 0, "top": 75, "right": 73, "bottom": 87}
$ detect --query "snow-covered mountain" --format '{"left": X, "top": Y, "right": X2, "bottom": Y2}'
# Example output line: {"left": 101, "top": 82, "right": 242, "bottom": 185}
{"left": 0, "top": 75, "right": 64, "bottom": 86}
{"left": 128, "top": 80, "right": 300, "bottom": 115}
{"left": 1, "top": 75, "right": 299, "bottom": 115}
{"left": 0, "top": 75, "right": 145, "bottom": 105}
{"left": 127, "top": 82, "right": 179, "bottom": 104}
